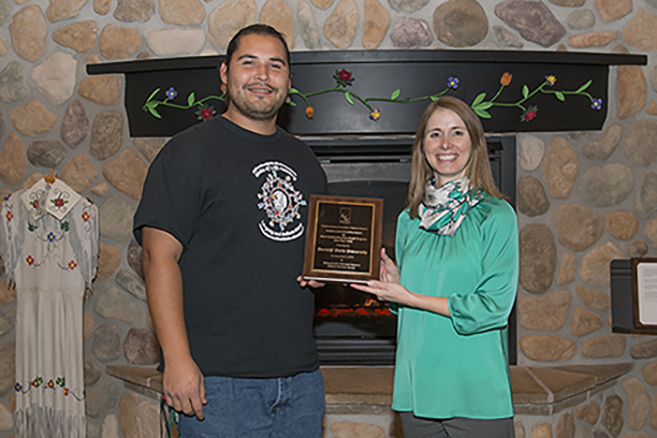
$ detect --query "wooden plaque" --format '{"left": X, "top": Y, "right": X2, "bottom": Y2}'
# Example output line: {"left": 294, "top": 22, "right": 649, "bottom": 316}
{"left": 303, "top": 195, "right": 383, "bottom": 284}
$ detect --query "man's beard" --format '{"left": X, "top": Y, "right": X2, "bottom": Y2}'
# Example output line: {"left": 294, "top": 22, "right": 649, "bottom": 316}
{"left": 228, "top": 84, "right": 286, "bottom": 121}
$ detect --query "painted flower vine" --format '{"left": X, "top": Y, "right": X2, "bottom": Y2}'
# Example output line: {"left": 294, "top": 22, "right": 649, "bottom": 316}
{"left": 142, "top": 68, "right": 602, "bottom": 124}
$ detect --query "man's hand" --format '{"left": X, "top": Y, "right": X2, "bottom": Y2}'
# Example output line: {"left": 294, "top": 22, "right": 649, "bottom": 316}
{"left": 163, "top": 355, "right": 207, "bottom": 420}
{"left": 297, "top": 275, "right": 325, "bottom": 288}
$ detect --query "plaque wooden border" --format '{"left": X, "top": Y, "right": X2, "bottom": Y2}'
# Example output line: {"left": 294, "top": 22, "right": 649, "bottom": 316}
{"left": 302, "top": 194, "right": 383, "bottom": 284}
{"left": 631, "top": 257, "right": 657, "bottom": 331}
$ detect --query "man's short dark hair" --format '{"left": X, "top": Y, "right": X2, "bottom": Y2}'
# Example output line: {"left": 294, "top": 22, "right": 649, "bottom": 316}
{"left": 224, "top": 24, "right": 291, "bottom": 71}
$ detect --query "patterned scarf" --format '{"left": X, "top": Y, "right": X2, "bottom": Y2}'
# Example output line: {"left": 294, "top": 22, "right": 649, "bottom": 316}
{"left": 419, "top": 177, "right": 483, "bottom": 236}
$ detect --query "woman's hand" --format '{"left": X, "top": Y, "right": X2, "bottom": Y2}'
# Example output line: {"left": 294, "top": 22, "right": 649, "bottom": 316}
{"left": 351, "top": 280, "right": 412, "bottom": 304}
{"left": 379, "top": 248, "right": 400, "bottom": 283}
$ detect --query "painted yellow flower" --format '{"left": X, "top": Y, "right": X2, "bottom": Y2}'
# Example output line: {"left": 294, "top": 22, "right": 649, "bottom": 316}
{"left": 546, "top": 75, "right": 557, "bottom": 86}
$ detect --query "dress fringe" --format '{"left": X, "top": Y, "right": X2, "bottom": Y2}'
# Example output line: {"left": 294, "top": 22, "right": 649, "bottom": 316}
{"left": 15, "top": 407, "right": 85, "bottom": 438}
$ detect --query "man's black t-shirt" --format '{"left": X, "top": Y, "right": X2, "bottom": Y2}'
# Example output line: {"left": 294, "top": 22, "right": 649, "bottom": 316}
{"left": 134, "top": 116, "right": 327, "bottom": 378}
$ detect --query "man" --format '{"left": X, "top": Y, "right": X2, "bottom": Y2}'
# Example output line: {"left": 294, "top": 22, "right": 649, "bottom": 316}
{"left": 133, "top": 24, "right": 327, "bottom": 437}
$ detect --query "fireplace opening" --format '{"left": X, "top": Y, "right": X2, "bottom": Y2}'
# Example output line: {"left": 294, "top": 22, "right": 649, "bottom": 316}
{"left": 304, "top": 135, "right": 517, "bottom": 366}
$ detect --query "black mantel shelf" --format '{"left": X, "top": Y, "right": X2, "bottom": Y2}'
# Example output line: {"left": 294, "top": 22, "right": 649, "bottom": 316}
{"left": 87, "top": 50, "right": 647, "bottom": 137}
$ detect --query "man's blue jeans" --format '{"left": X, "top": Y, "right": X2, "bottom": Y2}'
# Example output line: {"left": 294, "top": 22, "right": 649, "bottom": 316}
{"left": 178, "top": 369, "right": 325, "bottom": 437}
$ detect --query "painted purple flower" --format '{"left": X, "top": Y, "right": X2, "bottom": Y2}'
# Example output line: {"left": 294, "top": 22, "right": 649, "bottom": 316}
{"left": 591, "top": 98, "right": 603, "bottom": 110}
{"left": 447, "top": 77, "right": 460, "bottom": 89}
{"left": 165, "top": 87, "right": 177, "bottom": 101}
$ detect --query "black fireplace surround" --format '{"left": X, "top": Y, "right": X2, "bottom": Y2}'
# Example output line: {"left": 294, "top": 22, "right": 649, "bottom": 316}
{"left": 88, "top": 49, "right": 645, "bottom": 366}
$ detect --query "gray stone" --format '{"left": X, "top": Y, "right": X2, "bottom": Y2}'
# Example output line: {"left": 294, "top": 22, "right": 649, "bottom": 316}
{"left": 387, "top": 0, "right": 429, "bottom": 13}
{"left": 515, "top": 422, "right": 525, "bottom": 438}
{"left": 493, "top": 25, "right": 523, "bottom": 49}
{"left": 518, "top": 134, "right": 544, "bottom": 171}
{"left": 127, "top": 238, "right": 144, "bottom": 279}
{"left": 517, "top": 176, "right": 549, "bottom": 217}
{"left": 260, "top": 0, "right": 295, "bottom": 50}
{"left": 0, "top": 306, "right": 13, "bottom": 336}
{"left": 579, "top": 242, "right": 624, "bottom": 287}
{"left": 549, "top": 0, "right": 585, "bottom": 5}
{"left": 556, "top": 412, "right": 575, "bottom": 438}
{"left": 118, "top": 392, "right": 137, "bottom": 438}
{"left": 207, "top": 0, "right": 256, "bottom": 51}
{"left": 102, "top": 149, "right": 148, "bottom": 200}
{"left": 591, "top": 430, "right": 609, "bottom": 438}
{"left": 52, "top": 20, "right": 97, "bottom": 53}
{"left": 9, "top": 5, "right": 47, "bottom": 62}
{"left": 579, "top": 164, "right": 634, "bottom": 207}
{"left": 99, "top": 196, "right": 134, "bottom": 242}
{"left": 135, "top": 400, "right": 159, "bottom": 438}
{"left": 98, "top": 24, "right": 142, "bottom": 60}
{"left": 86, "top": 379, "right": 120, "bottom": 418}
{"left": 632, "top": 338, "right": 657, "bottom": 360}
{"left": 518, "top": 288, "right": 571, "bottom": 331}
{"left": 10, "top": 99, "right": 57, "bottom": 136}
{"left": 114, "top": 0, "right": 155, "bottom": 22}
{"left": 519, "top": 335, "right": 576, "bottom": 362}
{"left": 159, "top": 0, "right": 205, "bottom": 26}
{"left": 494, "top": 0, "right": 566, "bottom": 48}
{"left": 541, "top": 136, "right": 578, "bottom": 199}
{"left": 617, "top": 63, "right": 647, "bottom": 120}
{"left": 627, "top": 240, "right": 649, "bottom": 258}
{"left": 132, "top": 137, "right": 165, "bottom": 163}
{"left": 297, "top": 0, "right": 322, "bottom": 50}
{"left": 0, "top": 61, "right": 30, "bottom": 104}
{"left": 96, "top": 242, "right": 121, "bottom": 282}
{"left": 582, "top": 334, "right": 626, "bottom": 358}
{"left": 90, "top": 111, "right": 123, "bottom": 161}
{"left": 568, "top": 10, "right": 596, "bottom": 30}
{"left": 576, "top": 285, "right": 611, "bottom": 311}
{"left": 433, "top": 0, "right": 488, "bottom": 48}
{"left": 553, "top": 204, "right": 603, "bottom": 252}
{"left": 84, "top": 350, "right": 101, "bottom": 387}
{"left": 571, "top": 307, "right": 604, "bottom": 337}
{"left": 115, "top": 268, "right": 146, "bottom": 302}
{"left": 0, "top": 342, "right": 15, "bottom": 397}
{"left": 324, "top": 0, "right": 359, "bottom": 49}
{"left": 102, "top": 414, "right": 119, "bottom": 438}
{"left": 604, "top": 210, "right": 638, "bottom": 240}
{"left": 0, "top": 133, "right": 26, "bottom": 185}
{"left": 520, "top": 224, "right": 556, "bottom": 294}
{"left": 557, "top": 253, "right": 577, "bottom": 285}
{"left": 576, "top": 401, "right": 601, "bottom": 425}
{"left": 124, "top": 328, "right": 159, "bottom": 365}
{"left": 0, "top": 404, "right": 12, "bottom": 432}
{"left": 623, "top": 121, "right": 657, "bottom": 166}
{"left": 30, "top": 51, "right": 77, "bottom": 105}
{"left": 601, "top": 395, "right": 623, "bottom": 437}
{"left": 0, "top": 0, "right": 10, "bottom": 26}
{"left": 0, "top": 110, "right": 4, "bottom": 139}
{"left": 91, "top": 323, "right": 123, "bottom": 362}
{"left": 61, "top": 100, "right": 89, "bottom": 148}
{"left": 27, "top": 141, "right": 67, "bottom": 168}
{"left": 146, "top": 29, "right": 205, "bottom": 56}
{"left": 390, "top": 17, "right": 433, "bottom": 49}
{"left": 94, "top": 283, "right": 143, "bottom": 324}
{"left": 583, "top": 123, "right": 622, "bottom": 161}
{"left": 636, "top": 171, "right": 657, "bottom": 218}
{"left": 532, "top": 423, "right": 552, "bottom": 438}
{"left": 59, "top": 153, "right": 99, "bottom": 193}
{"left": 643, "top": 216, "right": 657, "bottom": 249}
{"left": 84, "top": 311, "right": 95, "bottom": 341}
{"left": 87, "top": 421, "right": 101, "bottom": 438}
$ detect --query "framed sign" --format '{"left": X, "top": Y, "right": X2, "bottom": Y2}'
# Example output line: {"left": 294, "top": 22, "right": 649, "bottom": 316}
{"left": 302, "top": 195, "right": 383, "bottom": 284}
{"left": 631, "top": 258, "right": 657, "bottom": 330}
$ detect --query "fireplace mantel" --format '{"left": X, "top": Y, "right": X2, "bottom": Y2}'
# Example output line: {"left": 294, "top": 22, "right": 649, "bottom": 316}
{"left": 87, "top": 50, "right": 646, "bottom": 137}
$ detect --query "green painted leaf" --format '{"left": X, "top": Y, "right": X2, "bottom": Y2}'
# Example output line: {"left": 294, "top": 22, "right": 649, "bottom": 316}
{"left": 429, "top": 95, "right": 440, "bottom": 101}
{"left": 148, "top": 106, "right": 162, "bottom": 119}
{"left": 474, "top": 108, "right": 491, "bottom": 118}
{"left": 146, "top": 88, "right": 160, "bottom": 102}
{"left": 522, "top": 85, "right": 529, "bottom": 99}
{"left": 478, "top": 102, "right": 494, "bottom": 110}
{"left": 472, "top": 92, "right": 486, "bottom": 106}
{"left": 576, "top": 79, "right": 592, "bottom": 93}
{"left": 555, "top": 92, "right": 565, "bottom": 101}
{"left": 288, "top": 88, "right": 300, "bottom": 95}
{"left": 286, "top": 100, "right": 297, "bottom": 107}
{"left": 61, "top": 222, "right": 69, "bottom": 232}
{"left": 345, "top": 91, "right": 354, "bottom": 105}
{"left": 391, "top": 89, "right": 401, "bottom": 100}
{"left": 187, "top": 93, "right": 195, "bottom": 106}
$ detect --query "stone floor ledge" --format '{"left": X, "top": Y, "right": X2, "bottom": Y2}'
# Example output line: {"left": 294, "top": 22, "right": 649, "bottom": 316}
{"left": 106, "top": 363, "right": 633, "bottom": 417}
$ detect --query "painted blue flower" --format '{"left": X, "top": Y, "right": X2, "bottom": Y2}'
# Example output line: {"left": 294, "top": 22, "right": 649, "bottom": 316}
{"left": 47, "top": 232, "right": 56, "bottom": 242}
{"left": 165, "top": 87, "right": 177, "bottom": 101}
{"left": 591, "top": 98, "right": 603, "bottom": 110}
{"left": 447, "top": 77, "right": 460, "bottom": 89}
{"left": 15, "top": 382, "right": 22, "bottom": 392}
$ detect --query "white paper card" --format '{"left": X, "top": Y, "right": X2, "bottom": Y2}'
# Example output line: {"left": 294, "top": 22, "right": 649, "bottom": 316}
{"left": 637, "top": 262, "right": 657, "bottom": 325}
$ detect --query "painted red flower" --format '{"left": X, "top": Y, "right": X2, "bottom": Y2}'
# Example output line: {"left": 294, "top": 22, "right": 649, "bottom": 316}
{"left": 520, "top": 105, "right": 538, "bottom": 123}
{"left": 54, "top": 198, "right": 64, "bottom": 207}
{"left": 81, "top": 211, "right": 89, "bottom": 222}
{"left": 31, "top": 200, "right": 39, "bottom": 209}
{"left": 338, "top": 69, "right": 351, "bottom": 81}
{"left": 200, "top": 107, "right": 214, "bottom": 120}
{"left": 47, "top": 380, "right": 54, "bottom": 388}
{"left": 6, "top": 211, "right": 12, "bottom": 221}
{"left": 68, "top": 260, "right": 77, "bottom": 270}
{"left": 32, "top": 379, "right": 39, "bottom": 387}
{"left": 26, "top": 255, "right": 34, "bottom": 266}
{"left": 64, "top": 388, "right": 69, "bottom": 396}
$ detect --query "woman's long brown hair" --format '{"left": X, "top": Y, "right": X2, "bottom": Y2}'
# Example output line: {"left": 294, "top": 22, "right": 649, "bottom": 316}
{"left": 407, "top": 96, "right": 505, "bottom": 219}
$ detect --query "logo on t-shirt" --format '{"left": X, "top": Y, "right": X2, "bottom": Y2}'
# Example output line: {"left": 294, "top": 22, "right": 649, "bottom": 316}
{"left": 253, "top": 161, "right": 307, "bottom": 242}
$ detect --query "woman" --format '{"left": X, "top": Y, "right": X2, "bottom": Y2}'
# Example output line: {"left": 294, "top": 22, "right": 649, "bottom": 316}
{"left": 352, "top": 96, "right": 518, "bottom": 438}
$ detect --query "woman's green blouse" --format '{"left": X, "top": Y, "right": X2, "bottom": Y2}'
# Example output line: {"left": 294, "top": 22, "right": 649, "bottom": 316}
{"left": 392, "top": 195, "right": 519, "bottom": 419}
